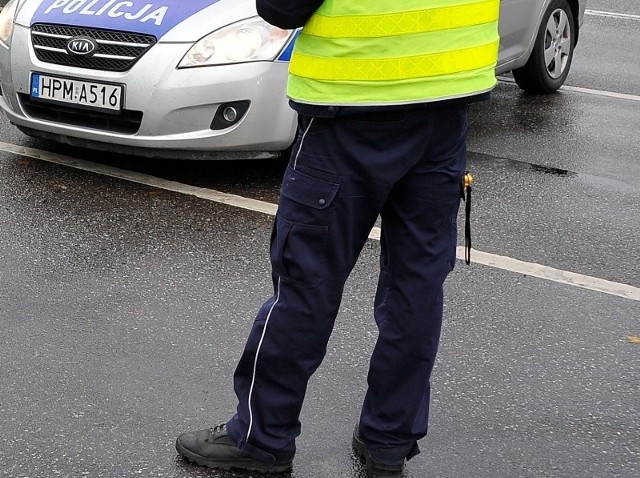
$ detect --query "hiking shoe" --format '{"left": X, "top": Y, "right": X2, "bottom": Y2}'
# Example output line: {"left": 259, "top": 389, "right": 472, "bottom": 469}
{"left": 176, "top": 423, "right": 293, "bottom": 474}
{"left": 352, "top": 425, "right": 404, "bottom": 477}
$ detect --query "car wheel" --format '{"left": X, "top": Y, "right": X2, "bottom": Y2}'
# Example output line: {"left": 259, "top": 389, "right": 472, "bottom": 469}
{"left": 512, "top": 0, "right": 576, "bottom": 93}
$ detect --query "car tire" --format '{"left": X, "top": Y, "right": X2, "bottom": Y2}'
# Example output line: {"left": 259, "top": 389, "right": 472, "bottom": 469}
{"left": 512, "top": 0, "right": 576, "bottom": 93}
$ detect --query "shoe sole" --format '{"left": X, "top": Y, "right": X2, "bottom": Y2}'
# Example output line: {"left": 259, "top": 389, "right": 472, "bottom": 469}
{"left": 352, "top": 430, "right": 404, "bottom": 477}
{"left": 176, "top": 438, "right": 292, "bottom": 474}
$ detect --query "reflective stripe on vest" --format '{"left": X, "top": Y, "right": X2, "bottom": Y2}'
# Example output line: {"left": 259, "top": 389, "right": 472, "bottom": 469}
{"left": 287, "top": 0, "right": 500, "bottom": 105}
{"left": 303, "top": 0, "right": 499, "bottom": 38}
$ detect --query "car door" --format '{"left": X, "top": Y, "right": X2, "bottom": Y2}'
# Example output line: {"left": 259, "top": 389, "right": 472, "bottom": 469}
{"left": 498, "top": 0, "right": 547, "bottom": 70}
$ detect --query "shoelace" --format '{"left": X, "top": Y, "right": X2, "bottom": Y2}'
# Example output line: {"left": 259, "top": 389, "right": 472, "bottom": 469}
{"left": 206, "top": 423, "right": 227, "bottom": 441}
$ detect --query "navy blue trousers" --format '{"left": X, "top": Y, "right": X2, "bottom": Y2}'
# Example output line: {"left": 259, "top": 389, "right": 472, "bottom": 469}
{"left": 227, "top": 104, "right": 468, "bottom": 465}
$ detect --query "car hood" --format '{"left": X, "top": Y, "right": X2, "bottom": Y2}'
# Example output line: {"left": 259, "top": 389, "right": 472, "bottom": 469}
{"left": 16, "top": 0, "right": 256, "bottom": 41}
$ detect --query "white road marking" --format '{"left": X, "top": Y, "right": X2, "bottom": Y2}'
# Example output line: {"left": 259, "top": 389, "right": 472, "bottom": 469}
{"left": 0, "top": 142, "right": 278, "bottom": 215}
{"left": 560, "top": 85, "right": 640, "bottom": 102}
{"left": 1, "top": 141, "right": 638, "bottom": 302}
{"left": 457, "top": 248, "right": 640, "bottom": 303}
{"left": 585, "top": 9, "right": 640, "bottom": 20}
{"left": 497, "top": 76, "right": 640, "bottom": 102}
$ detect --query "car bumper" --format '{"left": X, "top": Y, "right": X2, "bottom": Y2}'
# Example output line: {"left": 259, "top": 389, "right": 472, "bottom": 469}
{"left": 0, "top": 24, "right": 297, "bottom": 159}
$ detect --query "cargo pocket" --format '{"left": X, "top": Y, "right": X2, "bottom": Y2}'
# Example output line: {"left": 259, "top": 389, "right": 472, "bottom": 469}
{"left": 270, "top": 166, "right": 340, "bottom": 286}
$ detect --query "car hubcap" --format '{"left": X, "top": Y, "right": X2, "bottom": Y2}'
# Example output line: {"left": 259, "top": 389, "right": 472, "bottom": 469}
{"left": 544, "top": 9, "right": 572, "bottom": 79}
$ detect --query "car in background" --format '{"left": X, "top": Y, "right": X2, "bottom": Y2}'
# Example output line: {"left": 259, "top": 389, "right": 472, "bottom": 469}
{"left": 0, "top": 0, "right": 585, "bottom": 160}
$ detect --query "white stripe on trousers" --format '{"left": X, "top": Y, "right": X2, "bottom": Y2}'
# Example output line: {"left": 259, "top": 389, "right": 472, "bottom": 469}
{"left": 246, "top": 277, "right": 282, "bottom": 442}
{"left": 293, "top": 117, "right": 314, "bottom": 170}
{"left": 246, "top": 115, "right": 315, "bottom": 442}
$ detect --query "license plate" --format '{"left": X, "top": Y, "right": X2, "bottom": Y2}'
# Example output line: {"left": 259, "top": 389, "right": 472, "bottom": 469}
{"left": 30, "top": 73, "right": 123, "bottom": 111}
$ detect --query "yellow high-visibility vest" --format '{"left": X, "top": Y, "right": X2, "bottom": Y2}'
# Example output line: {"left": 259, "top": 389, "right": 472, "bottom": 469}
{"left": 287, "top": 0, "right": 500, "bottom": 105}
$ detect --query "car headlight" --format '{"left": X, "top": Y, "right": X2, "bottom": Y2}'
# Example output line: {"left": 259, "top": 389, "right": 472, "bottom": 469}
{"left": 0, "top": 0, "right": 19, "bottom": 47}
{"left": 178, "top": 17, "right": 292, "bottom": 68}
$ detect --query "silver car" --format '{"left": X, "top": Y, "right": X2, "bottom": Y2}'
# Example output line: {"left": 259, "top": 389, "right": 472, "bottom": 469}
{"left": 0, "top": 0, "right": 585, "bottom": 160}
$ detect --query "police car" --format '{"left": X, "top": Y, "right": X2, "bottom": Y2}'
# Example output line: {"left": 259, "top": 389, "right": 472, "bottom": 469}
{"left": 0, "top": 0, "right": 584, "bottom": 160}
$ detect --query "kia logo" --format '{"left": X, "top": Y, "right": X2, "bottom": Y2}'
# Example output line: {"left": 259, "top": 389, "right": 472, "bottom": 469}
{"left": 66, "top": 36, "right": 98, "bottom": 57}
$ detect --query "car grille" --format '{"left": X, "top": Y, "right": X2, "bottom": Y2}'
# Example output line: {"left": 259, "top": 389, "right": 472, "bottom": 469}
{"left": 19, "top": 94, "right": 143, "bottom": 134}
{"left": 31, "top": 24, "right": 156, "bottom": 72}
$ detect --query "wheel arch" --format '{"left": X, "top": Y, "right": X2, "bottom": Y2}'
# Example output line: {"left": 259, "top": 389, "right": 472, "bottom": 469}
{"left": 566, "top": 0, "right": 581, "bottom": 45}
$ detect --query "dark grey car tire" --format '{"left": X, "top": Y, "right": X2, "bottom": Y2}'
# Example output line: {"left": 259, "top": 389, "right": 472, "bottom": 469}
{"left": 512, "top": 0, "right": 576, "bottom": 93}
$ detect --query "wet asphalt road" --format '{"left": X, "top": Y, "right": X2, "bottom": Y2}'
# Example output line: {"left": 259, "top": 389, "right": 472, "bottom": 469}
{"left": 1, "top": 4, "right": 639, "bottom": 478}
